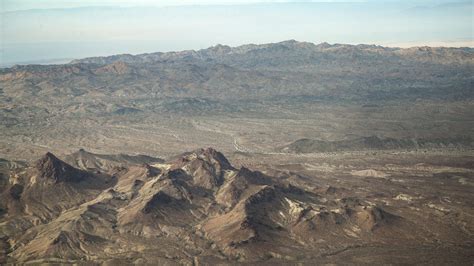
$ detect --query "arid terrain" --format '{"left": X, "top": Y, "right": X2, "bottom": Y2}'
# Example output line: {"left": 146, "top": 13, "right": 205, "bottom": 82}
{"left": 0, "top": 41, "right": 473, "bottom": 264}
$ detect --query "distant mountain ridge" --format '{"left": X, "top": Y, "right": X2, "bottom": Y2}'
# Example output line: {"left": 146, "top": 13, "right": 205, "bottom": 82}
{"left": 0, "top": 40, "right": 473, "bottom": 162}
{"left": 70, "top": 40, "right": 474, "bottom": 66}
{"left": 1, "top": 40, "right": 472, "bottom": 111}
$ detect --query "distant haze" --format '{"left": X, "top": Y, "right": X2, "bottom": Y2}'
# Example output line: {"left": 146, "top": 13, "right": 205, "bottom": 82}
{"left": 1, "top": 0, "right": 472, "bottom": 66}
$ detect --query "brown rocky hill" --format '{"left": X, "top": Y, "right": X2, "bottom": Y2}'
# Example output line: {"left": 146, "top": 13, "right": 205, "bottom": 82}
{"left": 1, "top": 147, "right": 469, "bottom": 264}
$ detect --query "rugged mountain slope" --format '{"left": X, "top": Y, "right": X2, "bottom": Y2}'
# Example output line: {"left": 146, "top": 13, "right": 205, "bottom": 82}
{"left": 1, "top": 153, "right": 114, "bottom": 222}
{"left": 63, "top": 148, "right": 163, "bottom": 171}
{"left": 1, "top": 41, "right": 472, "bottom": 111}
{"left": 1, "top": 147, "right": 470, "bottom": 264}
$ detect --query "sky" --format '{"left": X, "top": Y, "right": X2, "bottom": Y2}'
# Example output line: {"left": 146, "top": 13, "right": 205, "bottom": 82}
{"left": 1, "top": 0, "right": 410, "bottom": 11}
{"left": 1, "top": 0, "right": 473, "bottom": 65}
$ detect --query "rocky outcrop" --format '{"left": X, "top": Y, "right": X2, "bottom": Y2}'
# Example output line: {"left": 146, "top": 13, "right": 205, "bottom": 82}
{"left": 35, "top": 152, "right": 89, "bottom": 183}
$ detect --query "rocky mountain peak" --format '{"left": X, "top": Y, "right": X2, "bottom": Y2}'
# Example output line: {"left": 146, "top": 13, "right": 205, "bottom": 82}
{"left": 199, "top": 147, "right": 233, "bottom": 169}
{"left": 171, "top": 148, "right": 235, "bottom": 189}
{"left": 35, "top": 152, "right": 87, "bottom": 183}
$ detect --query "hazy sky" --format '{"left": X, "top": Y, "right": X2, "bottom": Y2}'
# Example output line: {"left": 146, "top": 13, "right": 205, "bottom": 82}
{"left": 1, "top": 0, "right": 414, "bottom": 11}
{"left": 1, "top": 0, "right": 472, "bottom": 65}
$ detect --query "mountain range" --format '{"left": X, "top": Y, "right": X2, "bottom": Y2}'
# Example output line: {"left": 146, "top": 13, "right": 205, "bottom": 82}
{"left": 2, "top": 41, "right": 472, "bottom": 108}
{"left": 2, "top": 148, "right": 471, "bottom": 264}
{"left": 0, "top": 40, "right": 473, "bottom": 264}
